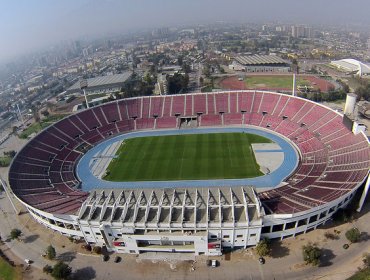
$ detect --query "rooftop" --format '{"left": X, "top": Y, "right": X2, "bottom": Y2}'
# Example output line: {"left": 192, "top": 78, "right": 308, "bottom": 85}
{"left": 78, "top": 187, "right": 262, "bottom": 226}
{"left": 234, "top": 55, "right": 288, "bottom": 66}
{"left": 331, "top": 59, "right": 370, "bottom": 76}
{"left": 68, "top": 72, "right": 131, "bottom": 92}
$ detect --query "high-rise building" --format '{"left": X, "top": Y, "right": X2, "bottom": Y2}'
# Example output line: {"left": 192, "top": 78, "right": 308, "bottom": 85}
{"left": 304, "top": 26, "right": 312, "bottom": 38}
{"left": 291, "top": 25, "right": 312, "bottom": 38}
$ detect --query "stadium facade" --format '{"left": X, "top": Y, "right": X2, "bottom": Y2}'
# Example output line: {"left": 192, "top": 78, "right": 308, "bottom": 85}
{"left": 7, "top": 91, "right": 370, "bottom": 256}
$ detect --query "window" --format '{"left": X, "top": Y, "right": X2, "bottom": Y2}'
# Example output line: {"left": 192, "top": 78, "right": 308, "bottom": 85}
{"left": 223, "top": 235, "right": 230, "bottom": 238}
{"left": 95, "top": 232, "right": 101, "bottom": 236}
{"left": 272, "top": 224, "right": 283, "bottom": 232}
{"left": 261, "top": 226, "right": 270, "bottom": 234}
{"left": 250, "top": 233, "right": 256, "bottom": 237}
{"left": 285, "top": 221, "right": 296, "bottom": 229}
{"left": 84, "top": 231, "right": 90, "bottom": 235}
{"left": 319, "top": 212, "right": 326, "bottom": 220}
{"left": 236, "top": 234, "right": 243, "bottom": 238}
{"left": 297, "top": 219, "right": 307, "bottom": 227}
{"left": 309, "top": 215, "right": 318, "bottom": 224}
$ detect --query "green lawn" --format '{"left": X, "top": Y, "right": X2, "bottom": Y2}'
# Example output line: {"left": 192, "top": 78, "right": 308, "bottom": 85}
{"left": 0, "top": 257, "right": 21, "bottom": 280}
{"left": 0, "top": 156, "right": 12, "bottom": 167}
{"left": 245, "top": 75, "right": 310, "bottom": 89}
{"left": 104, "top": 133, "right": 271, "bottom": 181}
{"left": 347, "top": 267, "right": 370, "bottom": 280}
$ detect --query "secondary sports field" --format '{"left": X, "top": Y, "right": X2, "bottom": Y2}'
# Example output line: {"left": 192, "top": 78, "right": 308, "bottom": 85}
{"left": 218, "top": 74, "right": 334, "bottom": 92}
{"left": 244, "top": 75, "right": 310, "bottom": 88}
{"left": 104, "top": 133, "right": 271, "bottom": 181}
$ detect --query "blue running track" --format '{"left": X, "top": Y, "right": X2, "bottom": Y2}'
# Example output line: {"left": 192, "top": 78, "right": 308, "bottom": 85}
{"left": 76, "top": 127, "right": 299, "bottom": 191}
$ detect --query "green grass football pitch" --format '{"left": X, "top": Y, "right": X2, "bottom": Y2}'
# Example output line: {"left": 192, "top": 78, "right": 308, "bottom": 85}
{"left": 245, "top": 75, "right": 310, "bottom": 89}
{"left": 104, "top": 133, "right": 271, "bottom": 181}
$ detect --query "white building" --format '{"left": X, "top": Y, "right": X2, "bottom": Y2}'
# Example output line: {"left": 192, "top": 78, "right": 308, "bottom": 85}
{"left": 330, "top": 59, "right": 370, "bottom": 76}
{"left": 78, "top": 187, "right": 262, "bottom": 255}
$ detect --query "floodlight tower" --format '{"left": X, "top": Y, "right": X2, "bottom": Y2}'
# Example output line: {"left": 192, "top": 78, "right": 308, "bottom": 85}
{"left": 16, "top": 103, "right": 24, "bottom": 127}
{"left": 292, "top": 73, "right": 296, "bottom": 96}
{"left": 80, "top": 79, "right": 89, "bottom": 108}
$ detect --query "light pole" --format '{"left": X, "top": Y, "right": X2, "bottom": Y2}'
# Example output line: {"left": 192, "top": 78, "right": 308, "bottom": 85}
{"left": 0, "top": 177, "right": 19, "bottom": 215}
{"left": 16, "top": 103, "right": 24, "bottom": 128}
{"left": 80, "top": 79, "right": 89, "bottom": 108}
{"left": 292, "top": 73, "right": 296, "bottom": 96}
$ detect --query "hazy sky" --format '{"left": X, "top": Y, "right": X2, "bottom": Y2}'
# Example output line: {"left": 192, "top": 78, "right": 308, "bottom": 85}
{"left": 1, "top": 0, "right": 370, "bottom": 63}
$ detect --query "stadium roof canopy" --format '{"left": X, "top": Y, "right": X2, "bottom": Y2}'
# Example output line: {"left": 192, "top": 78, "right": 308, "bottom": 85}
{"left": 330, "top": 59, "right": 370, "bottom": 76}
{"left": 234, "top": 55, "right": 288, "bottom": 66}
{"left": 67, "top": 72, "right": 131, "bottom": 94}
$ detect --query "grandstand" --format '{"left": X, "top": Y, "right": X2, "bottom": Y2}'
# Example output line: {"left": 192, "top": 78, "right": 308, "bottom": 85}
{"left": 8, "top": 91, "right": 370, "bottom": 256}
{"left": 229, "top": 55, "right": 290, "bottom": 72}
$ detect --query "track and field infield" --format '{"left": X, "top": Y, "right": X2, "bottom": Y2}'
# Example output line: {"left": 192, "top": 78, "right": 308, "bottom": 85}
{"left": 244, "top": 75, "right": 309, "bottom": 89}
{"left": 219, "top": 74, "right": 334, "bottom": 92}
{"left": 103, "top": 133, "right": 272, "bottom": 181}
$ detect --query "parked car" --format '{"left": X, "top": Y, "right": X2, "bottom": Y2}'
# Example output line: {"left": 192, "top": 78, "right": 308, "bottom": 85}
{"left": 102, "top": 255, "right": 109, "bottom": 262}
{"left": 207, "top": 259, "right": 218, "bottom": 267}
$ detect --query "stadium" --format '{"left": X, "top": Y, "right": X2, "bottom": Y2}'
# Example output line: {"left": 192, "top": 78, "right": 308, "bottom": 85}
{"left": 7, "top": 91, "right": 370, "bottom": 256}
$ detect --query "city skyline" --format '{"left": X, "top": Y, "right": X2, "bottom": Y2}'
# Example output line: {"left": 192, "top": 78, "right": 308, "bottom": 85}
{"left": 1, "top": 0, "right": 370, "bottom": 64}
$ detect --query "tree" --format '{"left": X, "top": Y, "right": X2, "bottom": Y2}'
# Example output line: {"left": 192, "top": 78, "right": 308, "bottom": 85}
{"left": 182, "top": 63, "right": 191, "bottom": 74}
{"left": 43, "top": 264, "right": 53, "bottom": 274}
{"left": 345, "top": 228, "right": 361, "bottom": 243}
{"left": 255, "top": 238, "right": 271, "bottom": 257}
{"left": 302, "top": 243, "right": 321, "bottom": 266}
{"left": 51, "top": 261, "right": 72, "bottom": 280}
{"left": 30, "top": 105, "right": 40, "bottom": 123}
{"left": 41, "top": 110, "right": 50, "bottom": 117}
{"left": 203, "top": 64, "right": 211, "bottom": 78}
{"left": 143, "top": 73, "right": 153, "bottom": 85}
{"left": 46, "top": 244, "right": 56, "bottom": 260}
{"left": 10, "top": 228, "right": 22, "bottom": 240}
{"left": 167, "top": 73, "right": 189, "bottom": 94}
{"left": 363, "top": 253, "right": 370, "bottom": 268}
{"left": 177, "top": 55, "right": 183, "bottom": 66}
{"left": 12, "top": 126, "right": 18, "bottom": 135}
{"left": 93, "top": 246, "right": 102, "bottom": 254}
{"left": 4, "top": 150, "right": 16, "bottom": 158}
